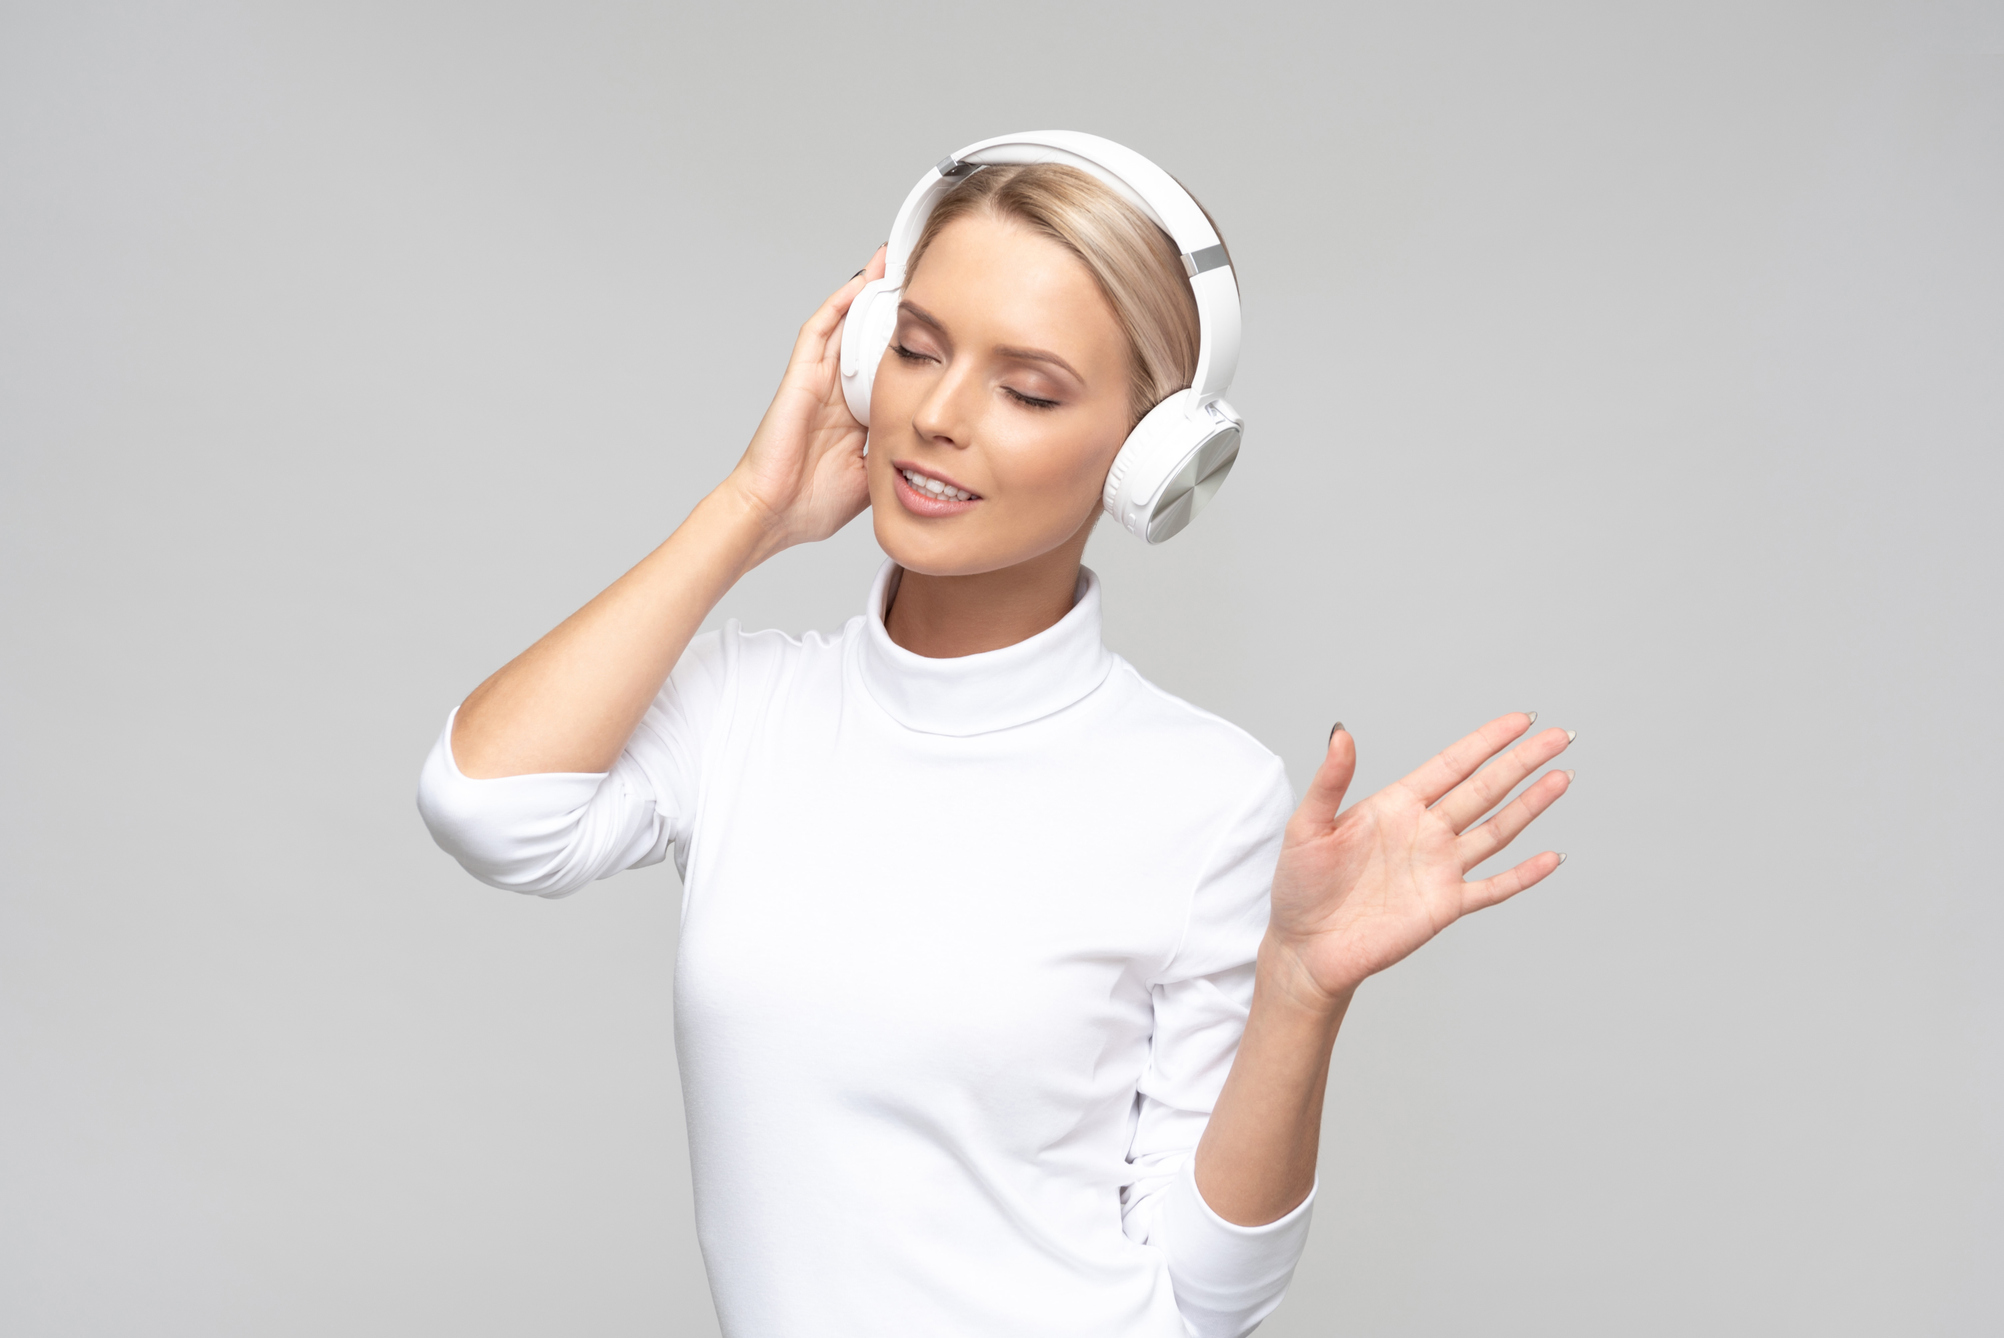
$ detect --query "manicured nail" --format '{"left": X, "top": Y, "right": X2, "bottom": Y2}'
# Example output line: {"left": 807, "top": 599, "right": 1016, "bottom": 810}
{"left": 1564, "top": 769, "right": 1575, "bottom": 780}
{"left": 1557, "top": 852, "right": 1569, "bottom": 865}
{"left": 1566, "top": 729, "right": 1576, "bottom": 742}
{"left": 1329, "top": 721, "right": 1346, "bottom": 743}
{"left": 1526, "top": 711, "right": 1538, "bottom": 726}
{"left": 851, "top": 267, "right": 867, "bottom": 278}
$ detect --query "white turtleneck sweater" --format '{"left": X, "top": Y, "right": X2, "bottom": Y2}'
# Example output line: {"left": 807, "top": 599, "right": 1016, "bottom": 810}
{"left": 417, "top": 561, "right": 1315, "bottom": 1338}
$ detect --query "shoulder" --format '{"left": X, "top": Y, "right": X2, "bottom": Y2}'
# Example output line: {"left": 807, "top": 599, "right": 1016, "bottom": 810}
{"left": 1090, "top": 656, "right": 1295, "bottom": 844}
{"left": 634, "top": 616, "right": 860, "bottom": 760}
{"left": 681, "top": 614, "right": 858, "bottom": 671}
{"left": 1102, "top": 656, "right": 1290, "bottom": 790}
{"left": 668, "top": 615, "right": 862, "bottom": 705}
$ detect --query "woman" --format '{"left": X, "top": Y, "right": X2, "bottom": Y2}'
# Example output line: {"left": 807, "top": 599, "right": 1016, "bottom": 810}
{"left": 417, "top": 137, "right": 1572, "bottom": 1338}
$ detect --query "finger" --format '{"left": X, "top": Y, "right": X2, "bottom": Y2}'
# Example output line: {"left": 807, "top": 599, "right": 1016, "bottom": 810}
{"left": 808, "top": 246, "right": 893, "bottom": 367}
{"left": 1462, "top": 849, "right": 1566, "bottom": 915}
{"left": 1397, "top": 712, "right": 1534, "bottom": 807}
{"left": 849, "top": 244, "right": 889, "bottom": 281}
{"left": 1457, "top": 768, "right": 1571, "bottom": 869}
{"left": 794, "top": 248, "right": 889, "bottom": 364}
{"left": 1434, "top": 725, "right": 1574, "bottom": 832}
{"left": 1287, "top": 724, "right": 1356, "bottom": 840}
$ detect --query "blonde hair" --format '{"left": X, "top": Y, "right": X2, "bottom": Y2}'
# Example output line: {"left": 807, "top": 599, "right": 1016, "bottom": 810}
{"left": 903, "top": 164, "right": 1212, "bottom": 426}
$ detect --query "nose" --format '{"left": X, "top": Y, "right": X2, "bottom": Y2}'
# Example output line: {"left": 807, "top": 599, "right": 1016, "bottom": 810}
{"left": 910, "top": 361, "right": 979, "bottom": 450}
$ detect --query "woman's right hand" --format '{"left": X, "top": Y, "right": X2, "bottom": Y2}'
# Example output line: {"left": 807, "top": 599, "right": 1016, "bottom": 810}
{"left": 723, "top": 245, "right": 889, "bottom": 559}
{"left": 448, "top": 248, "right": 892, "bottom": 779}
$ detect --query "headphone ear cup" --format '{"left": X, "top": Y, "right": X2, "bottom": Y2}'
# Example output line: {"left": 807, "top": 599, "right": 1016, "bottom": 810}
{"left": 838, "top": 279, "right": 902, "bottom": 426}
{"left": 1101, "top": 391, "right": 1243, "bottom": 544}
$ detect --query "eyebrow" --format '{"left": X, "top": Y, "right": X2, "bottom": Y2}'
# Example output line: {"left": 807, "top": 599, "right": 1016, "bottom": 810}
{"left": 898, "top": 300, "right": 1085, "bottom": 384}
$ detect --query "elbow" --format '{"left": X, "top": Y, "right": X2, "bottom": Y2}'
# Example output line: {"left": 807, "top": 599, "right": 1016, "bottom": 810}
{"left": 413, "top": 722, "right": 602, "bottom": 898}
{"left": 1157, "top": 1158, "right": 1316, "bottom": 1338}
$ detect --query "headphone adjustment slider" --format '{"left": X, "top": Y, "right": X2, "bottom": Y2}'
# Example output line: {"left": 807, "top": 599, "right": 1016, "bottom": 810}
{"left": 1181, "top": 244, "right": 1230, "bottom": 278}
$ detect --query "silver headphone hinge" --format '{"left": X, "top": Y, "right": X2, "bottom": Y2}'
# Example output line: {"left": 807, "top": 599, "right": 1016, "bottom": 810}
{"left": 1180, "top": 244, "right": 1229, "bottom": 278}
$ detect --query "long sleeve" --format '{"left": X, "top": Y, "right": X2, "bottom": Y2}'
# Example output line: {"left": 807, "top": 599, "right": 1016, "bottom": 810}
{"left": 1121, "top": 757, "right": 1315, "bottom": 1338}
{"left": 415, "top": 628, "right": 734, "bottom": 898}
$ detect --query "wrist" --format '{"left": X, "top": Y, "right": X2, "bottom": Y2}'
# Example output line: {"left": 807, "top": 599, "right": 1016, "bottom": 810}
{"left": 1255, "top": 931, "right": 1356, "bottom": 1026}
{"left": 702, "top": 474, "right": 792, "bottom": 572}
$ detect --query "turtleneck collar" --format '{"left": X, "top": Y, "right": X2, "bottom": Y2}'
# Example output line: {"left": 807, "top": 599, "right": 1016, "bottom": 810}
{"left": 855, "top": 558, "right": 1116, "bottom": 737}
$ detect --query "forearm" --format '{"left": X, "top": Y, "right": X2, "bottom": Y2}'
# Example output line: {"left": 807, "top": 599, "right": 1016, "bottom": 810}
{"left": 451, "top": 481, "right": 777, "bottom": 778}
{"left": 1193, "top": 935, "right": 1351, "bottom": 1226}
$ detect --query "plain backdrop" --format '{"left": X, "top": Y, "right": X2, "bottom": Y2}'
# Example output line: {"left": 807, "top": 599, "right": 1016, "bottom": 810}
{"left": 2, "top": 2, "right": 1999, "bottom": 1334}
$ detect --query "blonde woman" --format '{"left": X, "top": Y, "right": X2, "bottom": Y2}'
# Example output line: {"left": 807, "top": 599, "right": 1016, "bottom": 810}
{"left": 418, "top": 143, "right": 1573, "bottom": 1337}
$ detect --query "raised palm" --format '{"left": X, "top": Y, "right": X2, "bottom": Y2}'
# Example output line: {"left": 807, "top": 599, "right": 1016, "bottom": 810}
{"left": 1267, "top": 714, "right": 1574, "bottom": 1003}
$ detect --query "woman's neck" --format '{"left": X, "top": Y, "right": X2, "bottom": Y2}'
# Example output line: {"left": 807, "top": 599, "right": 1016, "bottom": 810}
{"left": 884, "top": 539, "right": 1088, "bottom": 659}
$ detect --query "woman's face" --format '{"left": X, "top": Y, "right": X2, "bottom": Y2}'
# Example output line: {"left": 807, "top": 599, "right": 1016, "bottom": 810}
{"left": 866, "top": 212, "right": 1134, "bottom": 576}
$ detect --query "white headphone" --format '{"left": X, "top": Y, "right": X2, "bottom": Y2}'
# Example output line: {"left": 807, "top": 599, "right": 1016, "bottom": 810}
{"left": 838, "top": 131, "right": 1244, "bottom": 545}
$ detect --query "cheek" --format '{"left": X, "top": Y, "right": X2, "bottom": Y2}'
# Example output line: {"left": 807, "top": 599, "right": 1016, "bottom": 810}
{"left": 985, "top": 411, "right": 1126, "bottom": 508}
{"left": 868, "top": 348, "right": 916, "bottom": 423}
{"left": 863, "top": 366, "right": 911, "bottom": 486}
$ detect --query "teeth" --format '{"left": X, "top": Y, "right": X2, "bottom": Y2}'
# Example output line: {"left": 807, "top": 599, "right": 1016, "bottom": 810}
{"left": 901, "top": 468, "right": 973, "bottom": 501}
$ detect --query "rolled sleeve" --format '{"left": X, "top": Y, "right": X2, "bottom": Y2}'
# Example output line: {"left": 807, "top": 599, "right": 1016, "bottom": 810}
{"left": 415, "top": 628, "right": 733, "bottom": 898}
{"left": 415, "top": 710, "right": 671, "bottom": 897}
{"left": 1153, "top": 1157, "right": 1315, "bottom": 1338}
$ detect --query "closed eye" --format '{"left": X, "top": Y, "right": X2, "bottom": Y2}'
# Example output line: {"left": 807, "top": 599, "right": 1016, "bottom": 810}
{"left": 895, "top": 343, "right": 1058, "bottom": 409}
{"left": 1005, "top": 387, "right": 1060, "bottom": 410}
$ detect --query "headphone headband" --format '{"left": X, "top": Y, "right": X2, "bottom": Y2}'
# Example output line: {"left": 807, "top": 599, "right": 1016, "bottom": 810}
{"left": 878, "top": 131, "right": 1241, "bottom": 400}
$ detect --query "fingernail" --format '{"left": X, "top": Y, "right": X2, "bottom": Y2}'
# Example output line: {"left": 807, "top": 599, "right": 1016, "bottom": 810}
{"left": 1564, "top": 769, "right": 1575, "bottom": 780}
{"left": 851, "top": 267, "right": 866, "bottom": 278}
{"left": 1526, "top": 711, "right": 1538, "bottom": 726}
{"left": 1557, "top": 852, "right": 1569, "bottom": 865}
{"left": 1329, "top": 721, "right": 1345, "bottom": 743}
{"left": 1565, "top": 729, "right": 1576, "bottom": 742}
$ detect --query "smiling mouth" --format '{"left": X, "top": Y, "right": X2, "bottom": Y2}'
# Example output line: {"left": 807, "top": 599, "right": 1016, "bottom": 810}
{"left": 898, "top": 466, "right": 980, "bottom": 502}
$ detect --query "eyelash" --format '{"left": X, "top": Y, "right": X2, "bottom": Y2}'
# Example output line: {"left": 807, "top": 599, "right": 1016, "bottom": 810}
{"left": 892, "top": 344, "right": 1061, "bottom": 411}
{"left": 1006, "top": 388, "right": 1060, "bottom": 411}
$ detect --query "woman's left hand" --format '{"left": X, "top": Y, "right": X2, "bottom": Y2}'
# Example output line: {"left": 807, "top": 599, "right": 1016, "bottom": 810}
{"left": 1263, "top": 714, "right": 1574, "bottom": 1010}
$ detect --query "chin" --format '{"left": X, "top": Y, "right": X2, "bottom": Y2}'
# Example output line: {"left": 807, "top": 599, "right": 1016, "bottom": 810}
{"left": 871, "top": 509, "right": 1010, "bottom": 577}
{"left": 871, "top": 506, "right": 1087, "bottom": 581}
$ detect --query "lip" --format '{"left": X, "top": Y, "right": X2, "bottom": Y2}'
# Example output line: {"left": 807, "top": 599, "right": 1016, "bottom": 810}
{"left": 891, "top": 459, "right": 980, "bottom": 497}
{"left": 890, "top": 459, "right": 982, "bottom": 517}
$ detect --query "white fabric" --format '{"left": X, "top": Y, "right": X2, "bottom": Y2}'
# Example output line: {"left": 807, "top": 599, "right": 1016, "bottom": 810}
{"left": 417, "top": 560, "right": 1315, "bottom": 1337}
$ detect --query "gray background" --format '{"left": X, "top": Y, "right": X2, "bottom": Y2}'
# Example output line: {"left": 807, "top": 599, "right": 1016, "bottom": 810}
{"left": 3, "top": 1, "right": 1998, "bottom": 1334}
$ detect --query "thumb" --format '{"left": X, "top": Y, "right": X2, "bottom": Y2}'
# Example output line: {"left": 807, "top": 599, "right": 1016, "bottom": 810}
{"left": 1289, "top": 724, "right": 1356, "bottom": 839}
